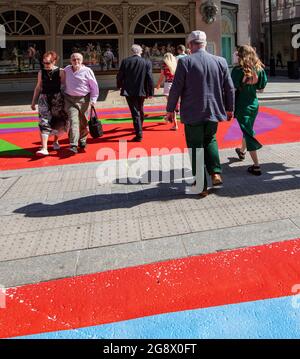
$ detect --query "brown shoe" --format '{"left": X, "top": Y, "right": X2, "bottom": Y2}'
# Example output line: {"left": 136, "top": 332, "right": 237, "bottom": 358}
{"left": 191, "top": 182, "right": 208, "bottom": 197}
{"left": 211, "top": 173, "right": 223, "bottom": 186}
{"left": 199, "top": 190, "right": 209, "bottom": 198}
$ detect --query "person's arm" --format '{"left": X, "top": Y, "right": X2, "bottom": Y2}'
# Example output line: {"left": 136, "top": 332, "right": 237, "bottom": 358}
{"left": 156, "top": 70, "right": 164, "bottom": 90}
{"left": 222, "top": 61, "right": 235, "bottom": 120}
{"left": 256, "top": 69, "right": 268, "bottom": 91}
{"left": 145, "top": 60, "right": 154, "bottom": 98}
{"left": 116, "top": 60, "right": 125, "bottom": 89}
{"left": 88, "top": 69, "right": 99, "bottom": 105}
{"left": 59, "top": 69, "right": 65, "bottom": 91}
{"left": 31, "top": 71, "right": 42, "bottom": 111}
{"left": 59, "top": 69, "right": 65, "bottom": 85}
{"left": 166, "top": 59, "right": 186, "bottom": 113}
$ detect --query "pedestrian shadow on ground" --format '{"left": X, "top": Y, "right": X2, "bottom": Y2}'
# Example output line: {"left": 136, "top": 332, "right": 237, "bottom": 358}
{"left": 14, "top": 169, "right": 195, "bottom": 218}
{"left": 14, "top": 161, "right": 300, "bottom": 218}
{"left": 211, "top": 157, "right": 300, "bottom": 197}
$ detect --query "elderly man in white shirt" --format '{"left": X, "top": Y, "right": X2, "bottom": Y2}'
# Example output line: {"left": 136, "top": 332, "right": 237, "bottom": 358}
{"left": 64, "top": 52, "right": 99, "bottom": 154}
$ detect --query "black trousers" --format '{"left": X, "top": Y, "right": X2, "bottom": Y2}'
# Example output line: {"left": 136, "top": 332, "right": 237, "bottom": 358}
{"left": 125, "top": 96, "right": 145, "bottom": 138}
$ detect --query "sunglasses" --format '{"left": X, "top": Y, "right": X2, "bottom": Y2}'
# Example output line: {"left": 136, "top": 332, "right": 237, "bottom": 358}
{"left": 43, "top": 61, "right": 52, "bottom": 65}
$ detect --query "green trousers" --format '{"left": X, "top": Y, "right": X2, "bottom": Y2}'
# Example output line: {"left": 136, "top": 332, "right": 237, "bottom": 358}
{"left": 184, "top": 121, "right": 221, "bottom": 189}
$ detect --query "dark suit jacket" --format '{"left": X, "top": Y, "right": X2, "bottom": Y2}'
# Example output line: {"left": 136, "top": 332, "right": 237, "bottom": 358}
{"left": 166, "top": 49, "right": 235, "bottom": 124}
{"left": 117, "top": 55, "right": 154, "bottom": 97}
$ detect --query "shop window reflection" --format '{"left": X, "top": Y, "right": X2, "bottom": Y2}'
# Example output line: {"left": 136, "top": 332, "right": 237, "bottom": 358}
{"left": 0, "top": 40, "right": 45, "bottom": 74}
{"left": 63, "top": 40, "right": 119, "bottom": 71}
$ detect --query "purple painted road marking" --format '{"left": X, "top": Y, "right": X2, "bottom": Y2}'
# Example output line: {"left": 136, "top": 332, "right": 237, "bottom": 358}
{"left": 224, "top": 113, "right": 282, "bottom": 141}
{"left": 0, "top": 118, "right": 38, "bottom": 123}
{"left": 0, "top": 128, "right": 38, "bottom": 134}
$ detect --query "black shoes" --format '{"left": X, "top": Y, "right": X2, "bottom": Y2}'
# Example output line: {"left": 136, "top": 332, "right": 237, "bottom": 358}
{"left": 235, "top": 148, "right": 246, "bottom": 160}
{"left": 69, "top": 146, "right": 78, "bottom": 154}
{"left": 79, "top": 141, "right": 87, "bottom": 149}
{"left": 248, "top": 165, "right": 262, "bottom": 176}
{"left": 132, "top": 136, "right": 142, "bottom": 142}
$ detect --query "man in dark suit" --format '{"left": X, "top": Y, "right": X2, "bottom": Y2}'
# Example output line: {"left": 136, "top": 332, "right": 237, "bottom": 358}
{"left": 166, "top": 30, "right": 235, "bottom": 197}
{"left": 117, "top": 44, "right": 154, "bottom": 142}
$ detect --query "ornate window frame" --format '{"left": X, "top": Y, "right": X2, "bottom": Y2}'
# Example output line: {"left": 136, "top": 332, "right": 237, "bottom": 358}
{"left": 57, "top": 7, "right": 122, "bottom": 72}
{"left": 129, "top": 7, "right": 189, "bottom": 37}
{"left": 0, "top": 7, "right": 48, "bottom": 75}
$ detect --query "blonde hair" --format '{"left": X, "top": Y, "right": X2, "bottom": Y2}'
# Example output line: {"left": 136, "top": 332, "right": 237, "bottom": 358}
{"left": 237, "top": 45, "right": 264, "bottom": 78}
{"left": 163, "top": 52, "right": 177, "bottom": 75}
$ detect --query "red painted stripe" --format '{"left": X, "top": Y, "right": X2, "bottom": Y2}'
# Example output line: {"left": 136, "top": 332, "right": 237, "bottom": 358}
{"left": 1, "top": 107, "right": 300, "bottom": 170}
{"left": 1, "top": 238, "right": 300, "bottom": 338}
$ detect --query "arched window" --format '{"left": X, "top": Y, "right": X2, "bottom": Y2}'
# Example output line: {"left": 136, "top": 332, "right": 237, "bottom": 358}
{"left": 0, "top": 10, "right": 45, "bottom": 35}
{"left": 134, "top": 11, "right": 185, "bottom": 34}
{"left": 62, "top": 11, "right": 119, "bottom": 71}
{"left": 63, "top": 11, "right": 118, "bottom": 35}
{"left": 0, "top": 10, "right": 46, "bottom": 74}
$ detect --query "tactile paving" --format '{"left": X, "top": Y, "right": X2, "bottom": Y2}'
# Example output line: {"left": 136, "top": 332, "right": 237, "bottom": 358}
{"left": 0, "top": 177, "right": 19, "bottom": 198}
{"left": 139, "top": 212, "right": 190, "bottom": 240}
{"left": 89, "top": 219, "right": 141, "bottom": 248}
{"left": 183, "top": 207, "right": 238, "bottom": 232}
{"left": 0, "top": 232, "right": 38, "bottom": 261}
{"left": 34, "top": 224, "right": 91, "bottom": 256}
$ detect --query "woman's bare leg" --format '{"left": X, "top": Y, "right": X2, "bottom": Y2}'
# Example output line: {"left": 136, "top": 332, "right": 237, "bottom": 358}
{"left": 53, "top": 135, "right": 59, "bottom": 145}
{"left": 41, "top": 133, "right": 49, "bottom": 150}
{"left": 241, "top": 138, "right": 246, "bottom": 153}
{"left": 249, "top": 150, "right": 259, "bottom": 166}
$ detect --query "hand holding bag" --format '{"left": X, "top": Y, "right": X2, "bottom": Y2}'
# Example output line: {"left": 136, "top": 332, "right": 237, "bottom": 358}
{"left": 88, "top": 105, "right": 103, "bottom": 138}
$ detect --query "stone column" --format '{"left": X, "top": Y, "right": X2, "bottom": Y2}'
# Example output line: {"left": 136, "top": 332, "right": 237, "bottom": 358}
{"left": 48, "top": 2, "right": 57, "bottom": 52}
{"left": 189, "top": 1, "right": 196, "bottom": 32}
{"left": 196, "top": 0, "right": 222, "bottom": 55}
{"left": 237, "top": 0, "right": 251, "bottom": 46}
{"left": 122, "top": 1, "right": 129, "bottom": 60}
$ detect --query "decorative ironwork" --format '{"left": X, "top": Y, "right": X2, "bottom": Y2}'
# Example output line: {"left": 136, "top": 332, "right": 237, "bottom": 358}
{"left": 134, "top": 10, "right": 185, "bottom": 34}
{"left": 0, "top": 10, "right": 45, "bottom": 35}
{"left": 63, "top": 10, "right": 118, "bottom": 35}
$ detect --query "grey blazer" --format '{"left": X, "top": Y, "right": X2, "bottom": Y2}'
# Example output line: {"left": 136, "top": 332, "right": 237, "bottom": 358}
{"left": 166, "top": 49, "right": 235, "bottom": 124}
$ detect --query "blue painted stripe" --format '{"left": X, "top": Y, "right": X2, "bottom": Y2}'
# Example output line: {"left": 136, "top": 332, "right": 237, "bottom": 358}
{"left": 17, "top": 295, "right": 300, "bottom": 339}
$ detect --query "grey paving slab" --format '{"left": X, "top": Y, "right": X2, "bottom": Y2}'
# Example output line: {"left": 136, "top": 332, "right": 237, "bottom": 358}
{"left": 0, "top": 177, "right": 19, "bottom": 198}
{"left": 272, "top": 200, "right": 300, "bottom": 218}
{"left": 15, "top": 172, "right": 63, "bottom": 185}
{"left": 93, "top": 205, "right": 140, "bottom": 222}
{"left": 0, "top": 212, "right": 93, "bottom": 235}
{"left": 0, "top": 232, "right": 38, "bottom": 261}
{"left": 139, "top": 212, "right": 190, "bottom": 240}
{"left": 34, "top": 224, "right": 91, "bottom": 256}
{"left": 290, "top": 216, "right": 300, "bottom": 230}
{"left": 0, "top": 215, "right": 45, "bottom": 235}
{"left": 0, "top": 251, "right": 79, "bottom": 288}
{"left": 76, "top": 236, "right": 187, "bottom": 276}
{"left": 224, "top": 199, "right": 281, "bottom": 225}
{"left": 89, "top": 219, "right": 141, "bottom": 248}
{"left": 183, "top": 206, "right": 238, "bottom": 232}
{"left": 0, "top": 194, "right": 47, "bottom": 205}
{"left": 183, "top": 219, "right": 300, "bottom": 256}
{"left": 136, "top": 199, "right": 180, "bottom": 218}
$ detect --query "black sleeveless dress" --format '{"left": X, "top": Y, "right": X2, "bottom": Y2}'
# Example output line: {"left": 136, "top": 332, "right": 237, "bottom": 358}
{"left": 38, "top": 67, "right": 68, "bottom": 134}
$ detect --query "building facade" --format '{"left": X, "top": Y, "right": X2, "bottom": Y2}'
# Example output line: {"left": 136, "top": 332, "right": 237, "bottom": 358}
{"left": 260, "top": 0, "right": 300, "bottom": 67}
{"left": 0, "top": 0, "right": 251, "bottom": 91}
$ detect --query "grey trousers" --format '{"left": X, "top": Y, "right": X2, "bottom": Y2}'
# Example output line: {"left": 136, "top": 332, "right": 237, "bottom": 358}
{"left": 65, "top": 94, "right": 90, "bottom": 147}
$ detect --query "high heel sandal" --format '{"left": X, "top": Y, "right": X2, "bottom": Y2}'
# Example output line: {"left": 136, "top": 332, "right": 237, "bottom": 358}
{"left": 235, "top": 148, "right": 246, "bottom": 160}
{"left": 248, "top": 165, "right": 262, "bottom": 176}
